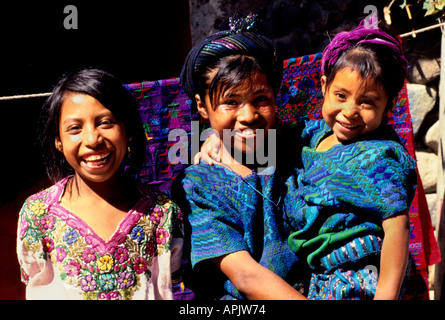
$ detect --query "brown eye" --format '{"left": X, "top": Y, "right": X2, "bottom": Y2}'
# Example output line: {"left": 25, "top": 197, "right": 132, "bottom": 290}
{"left": 225, "top": 100, "right": 237, "bottom": 105}
{"left": 99, "top": 118, "right": 117, "bottom": 128}
{"left": 66, "top": 125, "right": 82, "bottom": 133}
{"left": 335, "top": 93, "right": 346, "bottom": 100}
{"left": 255, "top": 95, "right": 268, "bottom": 103}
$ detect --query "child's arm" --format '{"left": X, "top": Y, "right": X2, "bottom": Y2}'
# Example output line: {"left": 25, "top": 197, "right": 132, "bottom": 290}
{"left": 214, "top": 250, "right": 307, "bottom": 300}
{"left": 374, "top": 210, "right": 410, "bottom": 300}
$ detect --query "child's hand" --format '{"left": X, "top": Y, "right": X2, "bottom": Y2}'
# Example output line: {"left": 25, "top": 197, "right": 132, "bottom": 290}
{"left": 374, "top": 211, "right": 410, "bottom": 300}
{"left": 193, "top": 132, "right": 221, "bottom": 165}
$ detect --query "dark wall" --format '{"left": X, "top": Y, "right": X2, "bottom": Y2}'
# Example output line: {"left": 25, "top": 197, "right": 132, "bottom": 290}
{"left": 0, "top": 1, "right": 192, "bottom": 299}
{"left": 0, "top": 1, "right": 192, "bottom": 205}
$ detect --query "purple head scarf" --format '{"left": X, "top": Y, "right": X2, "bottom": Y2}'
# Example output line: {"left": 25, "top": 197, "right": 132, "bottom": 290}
{"left": 321, "top": 14, "right": 408, "bottom": 78}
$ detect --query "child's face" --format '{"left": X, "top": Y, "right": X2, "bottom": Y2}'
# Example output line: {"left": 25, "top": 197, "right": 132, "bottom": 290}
{"left": 321, "top": 67, "right": 391, "bottom": 143}
{"left": 55, "top": 93, "right": 127, "bottom": 184}
{"left": 196, "top": 71, "right": 276, "bottom": 155}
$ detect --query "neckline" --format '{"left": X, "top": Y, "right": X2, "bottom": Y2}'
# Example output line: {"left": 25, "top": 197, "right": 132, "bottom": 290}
{"left": 52, "top": 176, "right": 147, "bottom": 247}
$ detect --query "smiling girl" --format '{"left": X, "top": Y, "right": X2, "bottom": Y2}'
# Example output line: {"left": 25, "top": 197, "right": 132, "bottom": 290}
{"left": 287, "top": 15, "right": 418, "bottom": 300}
{"left": 173, "top": 15, "right": 306, "bottom": 300}
{"left": 16, "top": 69, "right": 183, "bottom": 300}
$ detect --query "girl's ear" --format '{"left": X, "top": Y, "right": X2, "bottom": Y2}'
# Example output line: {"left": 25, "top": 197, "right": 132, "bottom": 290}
{"left": 55, "top": 137, "right": 63, "bottom": 152}
{"left": 195, "top": 94, "right": 209, "bottom": 119}
{"left": 320, "top": 75, "right": 327, "bottom": 96}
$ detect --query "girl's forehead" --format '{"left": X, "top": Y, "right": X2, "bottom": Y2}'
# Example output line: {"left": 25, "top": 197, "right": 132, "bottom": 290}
{"left": 64, "top": 92, "right": 89, "bottom": 105}
{"left": 60, "top": 93, "right": 111, "bottom": 117}
{"left": 332, "top": 67, "right": 384, "bottom": 90}
{"left": 70, "top": 93, "right": 87, "bottom": 104}
{"left": 224, "top": 72, "right": 271, "bottom": 93}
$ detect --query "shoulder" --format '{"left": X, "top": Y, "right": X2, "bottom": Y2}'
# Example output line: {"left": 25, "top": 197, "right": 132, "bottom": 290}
{"left": 354, "top": 134, "right": 415, "bottom": 169}
{"left": 348, "top": 135, "right": 417, "bottom": 196}
{"left": 175, "top": 164, "right": 246, "bottom": 217}
{"left": 301, "top": 118, "right": 329, "bottom": 146}
{"left": 182, "top": 162, "right": 237, "bottom": 191}
{"left": 136, "top": 184, "right": 183, "bottom": 236}
{"left": 19, "top": 177, "right": 69, "bottom": 217}
{"left": 17, "top": 178, "right": 70, "bottom": 249}
{"left": 184, "top": 162, "right": 228, "bottom": 177}
{"left": 302, "top": 118, "right": 327, "bottom": 133}
{"left": 138, "top": 183, "right": 180, "bottom": 215}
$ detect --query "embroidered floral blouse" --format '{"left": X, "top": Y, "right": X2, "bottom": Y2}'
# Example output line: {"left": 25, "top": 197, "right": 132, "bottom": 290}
{"left": 17, "top": 176, "right": 183, "bottom": 300}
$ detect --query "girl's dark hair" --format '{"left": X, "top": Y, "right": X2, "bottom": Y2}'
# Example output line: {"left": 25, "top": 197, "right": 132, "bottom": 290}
{"left": 323, "top": 43, "right": 406, "bottom": 112}
{"left": 39, "top": 68, "right": 146, "bottom": 183}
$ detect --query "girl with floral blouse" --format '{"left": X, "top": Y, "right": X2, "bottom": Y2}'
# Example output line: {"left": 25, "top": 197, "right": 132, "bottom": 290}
{"left": 16, "top": 68, "right": 183, "bottom": 300}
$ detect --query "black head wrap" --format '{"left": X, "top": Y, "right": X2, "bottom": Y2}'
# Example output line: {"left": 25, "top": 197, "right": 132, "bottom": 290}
{"left": 180, "top": 13, "right": 282, "bottom": 112}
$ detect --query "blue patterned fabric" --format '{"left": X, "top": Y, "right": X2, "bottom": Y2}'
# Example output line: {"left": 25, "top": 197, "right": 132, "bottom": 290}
{"left": 286, "top": 118, "right": 417, "bottom": 299}
{"left": 307, "top": 266, "right": 379, "bottom": 300}
{"left": 178, "top": 161, "right": 301, "bottom": 300}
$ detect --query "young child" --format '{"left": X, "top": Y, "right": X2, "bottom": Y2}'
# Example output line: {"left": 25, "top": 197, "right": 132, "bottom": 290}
{"left": 16, "top": 68, "right": 183, "bottom": 300}
{"left": 173, "top": 14, "right": 306, "bottom": 300}
{"left": 286, "top": 15, "right": 417, "bottom": 299}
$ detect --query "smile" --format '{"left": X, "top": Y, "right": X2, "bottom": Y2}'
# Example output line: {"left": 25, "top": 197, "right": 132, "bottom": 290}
{"left": 240, "top": 128, "right": 255, "bottom": 135}
{"left": 82, "top": 152, "right": 111, "bottom": 166}
{"left": 337, "top": 121, "right": 360, "bottom": 130}
{"left": 235, "top": 128, "right": 258, "bottom": 138}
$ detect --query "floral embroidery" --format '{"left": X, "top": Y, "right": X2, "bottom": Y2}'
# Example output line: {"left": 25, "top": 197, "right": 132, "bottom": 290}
{"left": 156, "top": 228, "right": 169, "bottom": 245}
{"left": 157, "top": 195, "right": 171, "bottom": 207}
{"left": 81, "top": 274, "right": 97, "bottom": 292}
{"left": 55, "top": 246, "right": 67, "bottom": 262}
{"left": 37, "top": 214, "right": 55, "bottom": 231}
{"left": 97, "top": 255, "right": 114, "bottom": 272}
{"left": 42, "top": 237, "right": 54, "bottom": 253}
{"left": 117, "top": 271, "right": 135, "bottom": 289}
{"left": 150, "top": 206, "right": 164, "bottom": 223}
{"left": 145, "top": 240, "right": 156, "bottom": 256}
{"left": 82, "top": 248, "right": 97, "bottom": 263}
{"left": 132, "top": 257, "right": 148, "bottom": 274}
{"left": 98, "top": 273, "right": 115, "bottom": 291}
{"left": 114, "top": 248, "right": 129, "bottom": 264}
{"left": 18, "top": 178, "right": 182, "bottom": 300}
{"left": 65, "top": 260, "right": 81, "bottom": 277}
{"left": 63, "top": 230, "right": 78, "bottom": 244}
{"left": 130, "top": 226, "right": 145, "bottom": 242}
{"left": 31, "top": 202, "right": 46, "bottom": 216}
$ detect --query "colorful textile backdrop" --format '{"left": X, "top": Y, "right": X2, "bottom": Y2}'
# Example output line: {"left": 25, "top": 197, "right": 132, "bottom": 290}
{"left": 124, "top": 52, "right": 440, "bottom": 300}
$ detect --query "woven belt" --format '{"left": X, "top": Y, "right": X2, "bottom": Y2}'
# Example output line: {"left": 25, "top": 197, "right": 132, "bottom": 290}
{"left": 320, "top": 235, "right": 383, "bottom": 272}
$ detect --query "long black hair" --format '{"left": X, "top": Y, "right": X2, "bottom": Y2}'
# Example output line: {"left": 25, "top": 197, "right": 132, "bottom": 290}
{"left": 39, "top": 68, "right": 146, "bottom": 183}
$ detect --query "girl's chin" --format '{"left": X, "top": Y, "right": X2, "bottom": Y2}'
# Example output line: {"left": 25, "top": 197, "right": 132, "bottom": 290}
{"left": 233, "top": 140, "right": 261, "bottom": 154}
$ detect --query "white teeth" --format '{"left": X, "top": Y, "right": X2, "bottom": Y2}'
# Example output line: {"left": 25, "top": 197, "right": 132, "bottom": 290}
{"left": 83, "top": 153, "right": 110, "bottom": 162}
{"left": 241, "top": 129, "right": 255, "bottom": 135}
{"left": 339, "top": 122, "right": 358, "bottom": 129}
{"left": 86, "top": 158, "right": 108, "bottom": 166}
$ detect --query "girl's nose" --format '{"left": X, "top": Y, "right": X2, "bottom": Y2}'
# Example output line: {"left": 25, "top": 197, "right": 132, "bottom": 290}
{"left": 341, "top": 102, "right": 360, "bottom": 118}
{"left": 84, "top": 127, "right": 103, "bottom": 146}
{"left": 238, "top": 103, "right": 257, "bottom": 123}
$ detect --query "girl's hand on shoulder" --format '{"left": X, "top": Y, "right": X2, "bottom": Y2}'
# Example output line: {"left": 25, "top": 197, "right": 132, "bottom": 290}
{"left": 193, "top": 132, "right": 221, "bottom": 165}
